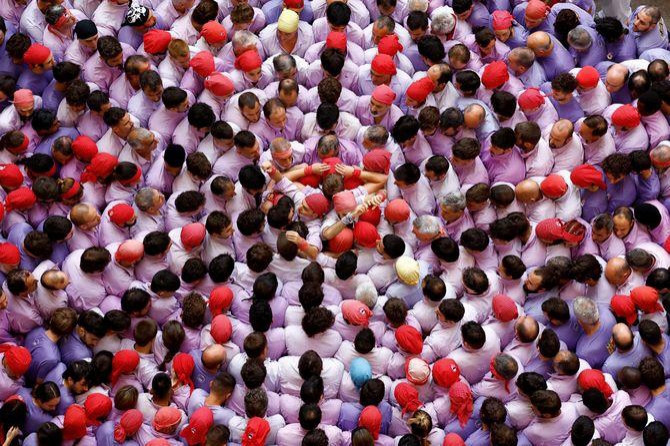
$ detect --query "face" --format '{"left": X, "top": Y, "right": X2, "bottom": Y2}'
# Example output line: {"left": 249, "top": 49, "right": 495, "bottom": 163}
{"left": 479, "top": 39, "right": 495, "bottom": 56}
{"left": 244, "top": 67, "right": 263, "bottom": 84}
{"left": 613, "top": 215, "right": 633, "bottom": 239}
{"left": 370, "top": 69, "right": 391, "bottom": 86}
{"left": 298, "top": 200, "right": 315, "bottom": 218}
{"left": 104, "top": 52, "right": 124, "bottom": 69}
{"left": 633, "top": 11, "right": 654, "bottom": 32}
{"left": 551, "top": 89, "right": 571, "bottom": 104}
{"left": 145, "top": 86, "right": 163, "bottom": 102}
{"left": 16, "top": 103, "right": 34, "bottom": 118}
{"left": 548, "top": 127, "right": 569, "bottom": 149}
{"left": 278, "top": 89, "right": 298, "bottom": 108}
{"left": 277, "top": 29, "right": 297, "bottom": 46}
{"left": 174, "top": 0, "right": 195, "bottom": 13}
{"left": 369, "top": 97, "right": 390, "bottom": 117}
{"left": 440, "top": 204, "right": 461, "bottom": 223}
{"left": 268, "top": 108, "right": 287, "bottom": 128}
{"left": 81, "top": 34, "right": 98, "bottom": 50}
{"left": 239, "top": 141, "right": 260, "bottom": 160}
{"left": 606, "top": 172, "right": 624, "bottom": 184}
{"left": 456, "top": 6, "right": 472, "bottom": 20}
{"left": 81, "top": 330, "right": 101, "bottom": 348}
{"left": 39, "top": 397, "right": 61, "bottom": 412}
{"left": 372, "top": 24, "right": 389, "bottom": 44}
{"left": 578, "top": 124, "right": 600, "bottom": 144}
{"left": 214, "top": 137, "right": 234, "bottom": 151}
{"left": 67, "top": 377, "right": 89, "bottom": 395}
{"left": 525, "top": 13, "right": 544, "bottom": 29}
{"left": 591, "top": 226, "right": 610, "bottom": 243}
{"left": 273, "top": 152, "right": 293, "bottom": 170}
{"left": 409, "top": 27, "right": 425, "bottom": 42}
{"left": 174, "top": 54, "right": 190, "bottom": 69}
{"left": 523, "top": 271, "right": 542, "bottom": 293}
{"left": 241, "top": 103, "right": 261, "bottom": 123}
{"left": 494, "top": 28, "right": 511, "bottom": 42}
{"left": 605, "top": 74, "right": 625, "bottom": 93}
{"left": 113, "top": 114, "right": 134, "bottom": 138}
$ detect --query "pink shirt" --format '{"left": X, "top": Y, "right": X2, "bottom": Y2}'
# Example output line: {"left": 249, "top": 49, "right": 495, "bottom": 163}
{"left": 63, "top": 249, "right": 109, "bottom": 311}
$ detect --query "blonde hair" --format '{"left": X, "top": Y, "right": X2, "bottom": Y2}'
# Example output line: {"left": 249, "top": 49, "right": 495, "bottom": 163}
{"left": 408, "top": 410, "right": 433, "bottom": 445}
{"left": 168, "top": 39, "right": 189, "bottom": 58}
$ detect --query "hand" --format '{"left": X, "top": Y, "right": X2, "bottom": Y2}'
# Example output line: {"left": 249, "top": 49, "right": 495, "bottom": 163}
{"left": 5, "top": 427, "right": 20, "bottom": 443}
{"left": 311, "top": 163, "right": 330, "bottom": 175}
{"left": 285, "top": 231, "right": 303, "bottom": 245}
{"left": 351, "top": 203, "right": 368, "bottom": 218}
{"left": 261, "top": 161, "right": 273, "bottom": 173}
{"left": 335, "top": 164, "right": 355, "bottom": 178}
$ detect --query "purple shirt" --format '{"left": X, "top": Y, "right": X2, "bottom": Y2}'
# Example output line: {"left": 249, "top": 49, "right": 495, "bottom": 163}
{"left": 536, "top": 35, "right": 576, "bottom": 81}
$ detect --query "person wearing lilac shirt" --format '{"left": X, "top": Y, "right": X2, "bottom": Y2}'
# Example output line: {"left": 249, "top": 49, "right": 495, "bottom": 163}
{"left": 541, "top": 75, "right": 585, "bottom": 124}
{"left": 639, "top": 357, "right": 670, "bottom": 429}
{"left": 24, "top": 315, "right": 70, "bottom": 386}
{"left": 262, "top": 0, "right": 313, "bottom": 24}
{"left": 490, "top": 12, "right": 529, "bottom": 50}
{"left": 17, "top": 384, "right": 61, "bottom": 435}
{"left": 602, "top": 153, "right": 638, "bottom": 213}
{"left": 602, "top": 324, "right": 653, "bottom": 379}
{"left": 527, "top": 32, "right": 575, "bottom": 82}
{"left": 573, "top": 296, "right": 617, "bottom": 369}
{"left": 566, "top": 26, "right": 608, "bottom": 69}
{"left": 630, "top": 6, "right": 669, "bottom": 56}
{"left": 190, "top": 344, "right": 227, "bottom": 391}
{"left": 6, "top": 222, "right": 40, "bottom": 271}
{"left": 523, "top": 390, "right": 579, "bottom": 446}
{"left": 59, "top": 310, "right": 106, "bottom": 365}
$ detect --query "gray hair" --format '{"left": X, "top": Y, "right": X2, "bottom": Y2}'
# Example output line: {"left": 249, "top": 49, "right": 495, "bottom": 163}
{"left": 567, "top": 27, "right": 593, "bottom": 50}
{"left": 625, "top": 248, "right": 654, "bottom": 269}
{"left": 642, "top": 6, "right": 661, "bottom": 24}
{"left": 508, "top": 47, "right": 536, "bottom": 69}
{"left": 356, "top": 282, "right": 378, "bottom": 308}
{"left": 573, "top": 297, "right": 599, "bottom": 325}
{"left": 441, "top": 192, "right": 467, "bottom": 211}
{"left": 650, "top": 141, "right": 670, "bottom": 164}
{"left": 412, "top": 215, "right": 441, "bottom": 236}
{"left": 135, "top": 187, "right": 158, "bottom": 211}
{"left": 273, "top": 54, "right": 296, "bottom": 75}
{"left": 430, "top": 6, "right": 456, "bottom": 35}
{"left": 408, "top": 0, "right": 428, "bottom": 12}
{"left": 364, "top": 125, "right": 389, "bottom": 146}
{"left": 317, "top": 134, "right": 339, "bottom": 156}
{"left": 45, "top": 4, "right": 66, "bottom": 25}
{"left": 269, "top": 137, "right": 291, "bottom": 154}
{"left": 232, "top": 30, "right": 258, "bottom": 53}
{"left": 127, "top": 128, "right": 153, "bottom": 150}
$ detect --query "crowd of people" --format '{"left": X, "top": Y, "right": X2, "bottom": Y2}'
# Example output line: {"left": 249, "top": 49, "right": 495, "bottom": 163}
{"left": 1, "top": 0, "right": 670, "bottom": 444}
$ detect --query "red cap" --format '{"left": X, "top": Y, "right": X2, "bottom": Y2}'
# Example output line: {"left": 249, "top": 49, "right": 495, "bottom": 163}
{"left": 371, "top": 54, "right": 397, "bottom": 76}
{"left": 181, "top": 222, "right": 206, "bottom": 250}
{"left": 577, "top": 369, "right": 613, "bottom": 398}
{"left": 491, "top": 10, "right": 513, "bottom": 30}
{"left": 235, "top": 50, "right": 262, "bottom": 72}
{"left": 200, "top": 21, "right": 227, "bottom": 44}
{"left": 0, "top": 164, "right": 24, "bottom": 189}
{"left": 180, "top": 407, "right": 214, "bottom": 446}
{"left": 0, "top": 242, "right": 20, "bottom": 266}
{"left": 406, "top": 77, "right": 436, "bottom": 103}
{"left": 575, "top": 66, "right": 600, "bottom": 89}
{"left": 23, "top": 43, "right": 51, "bottom": 65}
{"left": 378, "top": 34, "right": 403, "bottom": 56}
{"left": 371, "top": 84, "right": 396, "bottom": 106}
{"left": 492, "top": 294, "right": 518, "bottom": 322}
{"left": 190, "top": 51, "right": 216, "bottom": 78}
{"left": 329, "top": 227, "right": 354, "bottom": 253}
{"left": 525, "top": 0, "right": 549, "bottom": 19}
{"left": 326, "top": 31, "right": 347, "bottom": 51}
{"left": 143, "top": 30, "right": 172, "bottom": 54}
{"left": 432, "top": 358, "right": 461, "bottom": 388}
{"left": 358, "top": 406, "right": 382, "bottom": 440}
{"left": 72, "top": 135, "right": 99, "bottom": 162}
{"left": 2, "top": 345, "right": 31, "bottom": 376}
{"left": 612, "top": 104, "right": 641, "bottom": 128}
{"left": 353, "top": 221, "right": 381, "bottom": 248}
{"left": 385, "top": 198, "right": 410, "bottom": 222}
{"left": 108, "top": 203, "right": 135, "bottom": 227}
{"left": 242, "top": 417, "right": 271, "bottom": 446}
{"left": 4, "top": 187, "right": 36, "bottom": 211}
{"left": 395, "top": 324, "right": 423, "bottom": 355}
{"left": 304, "top": 193, "right": 330, "bottom": 217}
{"left": 363, "top": 149, "right": 391, "bottom": 174}
{"left": 205, "top": 72, "right": 234, "bottom": 97}
{"left": 449, "top": 381, "right": 473, "bottom": 427}
{"left": 570, "top": 164, "right": 606, "bottom": 190}
{"left": 540, "top": 174, "right": 568, "bottom": 198}
{"left": 518, "top": 88, "right": 545, "bottom": 110}
{"left": 481, "top": 61, "right": 509, "bottom": 90}
{"left": 610, "top": 294, "right": 637, "bottom": 325}
{"left": 210, "top": 314, "right": 233, "bottom": 344}
{"left": 210, "top": 286, "right": 234, "bottom": 316}
{"left": 341, "top": 299, "right": 373, "bottom": 326}
{"left": 631, "top": 285, "right": 663, "bottom": 314}
{"left": 63, "top": 405, "right": 87, "bottom": 441}
{"left": 84, "top": 393, "right": 112, "bottom": 426}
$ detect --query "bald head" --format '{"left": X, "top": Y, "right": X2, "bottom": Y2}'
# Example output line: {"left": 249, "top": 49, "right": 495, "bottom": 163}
{"left": 527, "top": 32, "right": 552, "bottom": 56}
{"left": 464, "top": 104, "right": 485, "bottom": 129}
{"left": 605, "top": 257, "right": 631, "bottom": 286}
{"left": 548, "top": 119, "right": 574, "bottom": 149}
{"left": 553, "top": 350, "right": 580, "bottom": 376}
{"left": 516, "top": 316, "right": 540, "bottom": 343}
{"left": 515, "top": 179, "right": 542, "bottom": 204}
{"left": 70, "top": 203, "right": 99, "bottom": 228}
{"left": 606, "top": 64, "right": 629, "bottom": 93}
{"left": 202, "top": 344, "right": 227, "bottom": 370}
{"left": 650, "top": 142, "right": 670, "bottom": 168}
{"left": 612, "top": 323, "right": 634, "bottom": 351}
{"left": 41, "top": 269, "right": 69, "bottom": 290}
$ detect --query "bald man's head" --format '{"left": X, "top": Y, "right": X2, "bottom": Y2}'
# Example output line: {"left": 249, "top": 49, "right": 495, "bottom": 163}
{"left": 464, "top": 104, "right": 485, "bottom": 129}
{"left": 70, "top": 203, "right": 101, "bottom": 230}
{"left": 516, "top": 315, "right": 540, "bottom": 343}
{"left": 548, "top": 119, "right": 574, "bottom": 149}
{"left": 605, "top": 64, "right": 629, "bottom": 93}
{"left": 527, "top": 32, "right": 552, "bottom": 56}
{"left": 202, "top": 344, "right": 227, "bottom": 370}
{"left": 605, "top": 257, "right": 631, "bottom": 286}
{"left": 41, "top": 269, "right": 69, "bottom": 290}
{"left": 612, "top": 323, "right": 634, "bottom": 351}
{"left": 515, "top": 179, "right": 542, "bottom": 204}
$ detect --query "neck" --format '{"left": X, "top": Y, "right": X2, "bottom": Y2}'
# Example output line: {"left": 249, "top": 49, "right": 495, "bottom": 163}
{"left": 651, "top": 338, "right": 666, "bottom": 354}
{"left": 134, "top": 343, "right": 152, "bottom": 354}
{"left": 204, "top": 393, "right": 224, "bottom": 406}
{"left": 651, "top": 385, "right": 666, "bottom": 396}
{"left": 45, "top": 329, "right": 60, "bottom": 342}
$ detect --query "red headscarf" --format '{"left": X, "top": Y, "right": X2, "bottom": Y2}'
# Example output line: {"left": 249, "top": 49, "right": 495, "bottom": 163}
{"left": 395, "top": 325, "right": 423, "bottom": 355}
{"left": 577, "top": 369, "right": 613, "bottom": 398}
{"left": 481, "top": 61, "right": 509, "bottom": 90}
{"left": 111, "top": 350, "right": 140, "bottom": 385}
{"left": 81, "top": 153, "right": 118, "bottom": 183}
{"left": 235, "top": 50, "right": 262, "bottom": 72}
{"left": 72, "top": 135, "right": 99, "bottom": 162}
{"left": 432, "top": 358, "right": 461, "bottom": 388}
{"left": 378, "top": 34, "right": 403, "bottom": 56}
{"left": 518, "top": 88, "right": 545, "bottom": 111}
{"left": 210, "top": 286, "right": 234, "bottom": 316}
{"left": 353, "top": 221, "right": 381, "bottom": 248}
{"left": 0, "top": 243, "right": 20, "bottom": 266}
{"left": 371, "top": 54, "right": 397, "bottom": 75}
{"left": 143, "top": 30, "right": 172, "bottom": 54}
{"left": 23, "top": 43, "right": 51, "bottom": 65}
{"left": 108, "top": 203, "right": 135, "bottom": 227}
{"left": 575, "top": 66, "right": 599, "bottom": 89}
{"left": 325, "top": 31, "right": 347, "bottom": 51}
{"left": 63, "top": 405, "right": 87, "bottom": 441}
{"left": 449, "top": 382, "right": 473, "bottom": 427}
{"left": 394, "top": 382, "right": 423, "bottom": 415}
{"left": 173, "top": 352, "right": 195, "bottom": 392}
{"left": 190, "top": 51, "right": 216, "bottom": 78}
{"left": 570, "top": 164, "right": 606, "bottom": 190}
{"left": 363, "top": 149, "right": 391, "bottom": 174}
{"left": 181, "top": 223, "right": 206, "bottom": 249}
{"left": 406, "top": 77, "right": 436, "bottom": 103}
{"left": 492, "top": 294, "right": 518, "bottom": 322}
{"left": 180, "top": 407, "right": 214, "bottom": 446}
{"left": 0, "top": 345, "right": 31, "bottom": 376}
{"left": 329, "top": 227, "right": 354, "bottom": 253}
{"left": 210, "top": 314, "right": 233, "bottom": 344}
{"left": 358, "top": 406, "right": 382, "bottom": 439}
{"left": 612, "top": 104, "right": 641, "bottom": 128}
{"left": 200, "top": 21, "right": 227, "bottom": 44}
{"left": 631, "top": 285, "right": 663, "bottom": 313}
{"left": 4, "top": 187, "right": 35, "bottom": 212}
{"left": 153, "top": 407, "right": 182, "bottom": 432}
{"left": 525, "top": 0, "right": 549, "bottom": 19}
{"left": 540, "top": 174, "right": 568, "bottom": 198}
{"left": 114, "top": 409, "right": 144, "bottom": 443}
{"left": 304, "top": 193, "right": 330, "bottom": 217}
{"left": 385, "top": 198, "right": 410, "bottom": 222}
{"left": 242, "top": 417, "right": 271, "bottom": 446}
{"left": 0, "top": 164, "right": 24, "bottom": 189}
{"left": 610, "top": 294, "right": 637, "bottom": 325}
{"left": 84, "top": 393, "right": 112, "bottom": 426}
